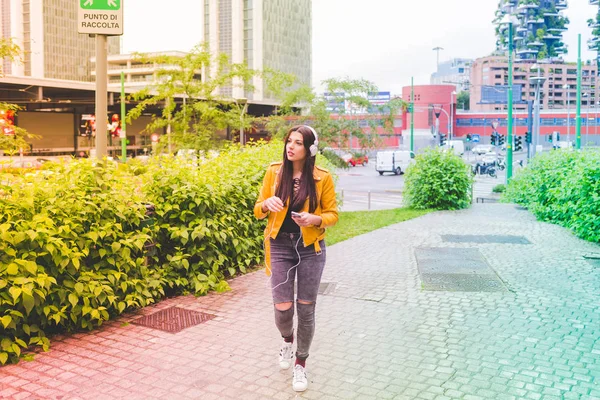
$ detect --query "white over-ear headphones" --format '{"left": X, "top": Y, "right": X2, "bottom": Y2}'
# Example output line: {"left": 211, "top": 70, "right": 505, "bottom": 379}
{"left": 304, "top": 125, "right": 319, "bottom": 157}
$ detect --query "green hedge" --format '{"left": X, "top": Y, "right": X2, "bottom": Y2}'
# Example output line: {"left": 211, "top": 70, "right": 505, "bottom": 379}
{"left": 0, "top": 141, "right": 335, "bottom": 365}
{"left": 504, "top": 149, "right": 600, "bottom": 243}
{"left": 403, "top": 149, "right": 473, "bottom": 210}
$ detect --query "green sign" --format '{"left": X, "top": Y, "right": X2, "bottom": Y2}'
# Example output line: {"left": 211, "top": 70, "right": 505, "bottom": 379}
{"left": 80, "top": 0, "right": 121, "bottom": 10}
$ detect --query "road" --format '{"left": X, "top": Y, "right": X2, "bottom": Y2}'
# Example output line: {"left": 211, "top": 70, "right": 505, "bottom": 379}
{"left": 335, "top": 162, "right": 406, "bottom": 212}
{"left": 334, "top": 148, "right": 530, "bottom": 212}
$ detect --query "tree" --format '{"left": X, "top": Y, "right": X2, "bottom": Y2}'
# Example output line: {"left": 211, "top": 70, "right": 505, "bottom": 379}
{"left": 264, "top": 77, "right": 406, "bottom": 151}
{"left": 457, "top": 91, "right": 470, "bottom": 111}
{"left": 127, "top": 44, "right": 261, "bottom": 152}
{"left": 0, "top": 38, "right": 38, "bottom": 155}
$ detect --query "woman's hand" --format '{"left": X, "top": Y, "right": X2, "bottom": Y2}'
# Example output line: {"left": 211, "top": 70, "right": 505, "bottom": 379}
{"left": 292, "top": 212, "right": 322, "bottom": 227}
{"left": 262, "top": 196, "right": 284, "bottom": 213}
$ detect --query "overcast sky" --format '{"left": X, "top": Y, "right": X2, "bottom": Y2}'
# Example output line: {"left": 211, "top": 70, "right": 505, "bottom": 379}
{"left": 122, "top": 0, "right": 598, "bottom": 95}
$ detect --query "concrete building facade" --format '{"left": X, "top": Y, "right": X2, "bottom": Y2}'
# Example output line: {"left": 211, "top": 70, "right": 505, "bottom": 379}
{"left": 0, "top": 0, "right": 119, "bottom": 81}
{"left": 201, "top": 0, "right": 311, "bottom": 101}
{"left": 470, "top": 55, "right": 598, "bottom": 112}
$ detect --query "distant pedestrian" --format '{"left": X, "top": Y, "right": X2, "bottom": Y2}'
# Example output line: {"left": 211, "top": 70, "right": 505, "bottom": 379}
{"left": 254, "top": 125, "right": 338, "bottom": 392}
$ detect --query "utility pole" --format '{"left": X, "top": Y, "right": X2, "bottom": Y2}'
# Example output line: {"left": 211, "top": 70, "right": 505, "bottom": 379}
{"left": 433, "top": 47, "right": 444, "bottom": 72}
{"left": 120, "top": 71, "right": 127, "bottom": 162}
{"left": 410, "top": 77, "right": 414, "bottom": 153}
{"left": 576, "top": 34, "right": 582, "bottom": 150}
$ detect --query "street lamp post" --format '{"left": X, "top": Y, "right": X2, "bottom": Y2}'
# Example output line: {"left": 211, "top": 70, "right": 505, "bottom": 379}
{"left": 450, "top": 91, "right": 456, "bottom": 140}
{"left": 530, "top": 63, "right": 546, "bottom": 158}
{"left": 237, "top": 98, "right": 248, "bottom": 145}
{"left": 594, "top": 101, "right": 600, "bottom": 144}
{"left": 583, "top": 92, "right": 589, "bottom": 147}
{"left": 564, "top": 84, "right": 570, "bottom": 145}
{"left": 502, "top": 14, "right": 516, "bottom": 182}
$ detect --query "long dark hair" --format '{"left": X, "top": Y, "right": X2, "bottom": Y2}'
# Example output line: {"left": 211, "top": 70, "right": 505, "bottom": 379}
{"left": 275, "top": 125, "right": 318, "bottom": 213}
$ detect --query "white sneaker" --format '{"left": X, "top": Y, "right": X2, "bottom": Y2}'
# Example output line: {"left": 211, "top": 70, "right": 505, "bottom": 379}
{"left": 279, "top": 341, "right": 293, "bottom": 370}
{"left": 293, "top": 364, "right": 308, "bottom": 392}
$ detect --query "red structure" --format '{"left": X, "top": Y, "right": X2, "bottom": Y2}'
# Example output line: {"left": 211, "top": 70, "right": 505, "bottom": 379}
{"left": 401, "top": 85, "right": 456, "bottom": 136}
{"left": 454, "top": 110, "right": 600, "bottom": 139}
{"left": 399, "top": 84, "right": 599, "bottom": 144}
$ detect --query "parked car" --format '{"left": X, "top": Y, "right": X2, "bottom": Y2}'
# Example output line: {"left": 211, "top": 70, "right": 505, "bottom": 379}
{"left": 342, "top": 152, "right": 369, "bottom": 167}
{"left": 481, "top": 151, "right": 501, "bottom": 165}
{"left": 441, "top": 140, "right": 465, "bottom": 156}
{"left": 472, "top": 144, "right": 494, "bottom": 155}
{"left": 376, "top": 150, "right": 415, "bottom": 175}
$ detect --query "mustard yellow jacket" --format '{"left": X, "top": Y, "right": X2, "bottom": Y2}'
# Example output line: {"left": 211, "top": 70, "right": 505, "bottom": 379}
{"left": 254, "top": 162, "right": 339, "bottom": 276}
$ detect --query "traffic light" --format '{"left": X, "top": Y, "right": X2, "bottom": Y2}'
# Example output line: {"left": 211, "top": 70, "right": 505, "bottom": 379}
{"left": 466, "top": 133, "right": 472, "bottom": 142}
{"left": 514, "top": 136, "right": 523, "bottom": 151}
{"left": 548, "top": 134, "right": 553, "bottom": 142}
{"left": 491, "top": 133, "right": 496, "bottom": 145}
{"left": 525, "top": 131, "right": 532, "bottom": 144}
{"left": 439, "top": 133, "right": 447, "bottom": 146}
{"left": 498, "top": 135, "right": 505, "bottom": 146}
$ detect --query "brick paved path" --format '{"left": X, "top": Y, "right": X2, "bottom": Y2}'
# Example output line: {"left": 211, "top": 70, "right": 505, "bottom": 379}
{"left": 1, "top": 204, "right": 599, "bottom": 399}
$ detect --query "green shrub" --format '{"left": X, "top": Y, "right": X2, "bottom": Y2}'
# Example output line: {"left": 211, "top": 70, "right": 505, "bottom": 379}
{"left": 505, "top": 149, "right": 600, "bottom": 242}
{"left": 0, "top": 161, "right": 153, "bottom": 365}
{"left": 403, "top": 149, "right": 473, "bottom": 210}
{"left": 492, "top": 184, "right": 506, "bottom": 193}
{"left": 0, "top": 140, "right": 336, "bottom": 364}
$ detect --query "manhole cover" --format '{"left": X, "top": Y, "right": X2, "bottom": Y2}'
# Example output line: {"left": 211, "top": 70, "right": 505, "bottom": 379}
{"left": 441, "top": 235, "right": 530, "bottom": 244}
{"left": 421, "top": 273, "right": 506, "bottom": 292}
{"left": 318, "top": 282, "right": 336, "bottom": 295}
{"left": 132, "top": 307, "right": 215, "bottom": 333}
{"left": 415, "top": 248, "right": 507, "bottom": 292}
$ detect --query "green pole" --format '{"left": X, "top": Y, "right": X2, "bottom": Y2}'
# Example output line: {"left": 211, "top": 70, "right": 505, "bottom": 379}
{"left": 506, "top": 21, "right": 514, "bottom": 182}
{"left": 576, "top": 34, "right": 582, "bottom": 150}
{"left": 410, "top": 77, "right": 414, "bottom": 153}
{"left": 121, "top": 71, "right": 127, "bottom": 162}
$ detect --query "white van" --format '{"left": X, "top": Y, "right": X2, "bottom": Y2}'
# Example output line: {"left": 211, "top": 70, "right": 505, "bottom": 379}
{"left": 376, "top": 150, "right": 415, "bottom": 175}
{"left": 442, "top": 140, "right": 465, "bottom": 156}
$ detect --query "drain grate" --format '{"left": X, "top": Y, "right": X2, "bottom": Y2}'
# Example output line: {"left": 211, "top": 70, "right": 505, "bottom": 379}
{"left": 318, "top": 282, "right": 336, "bottom": 295}
{"left": 441, "top": 235, "right": 530, "bottom": 244}
{"left": 131, "top": 307, "right": 215, "bottom": 333}
{"left": 415, "top": 248, "right": 507, "bottom": 292}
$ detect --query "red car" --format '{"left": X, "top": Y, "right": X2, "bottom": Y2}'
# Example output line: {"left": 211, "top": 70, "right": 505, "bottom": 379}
{"left": 343, "top": 153, "right": 369, "bottom": 167}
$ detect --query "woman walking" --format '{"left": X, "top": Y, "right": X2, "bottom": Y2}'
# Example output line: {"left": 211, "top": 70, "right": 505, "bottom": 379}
{"left": 254, "top": 125, "right": 338, "bottom": 392}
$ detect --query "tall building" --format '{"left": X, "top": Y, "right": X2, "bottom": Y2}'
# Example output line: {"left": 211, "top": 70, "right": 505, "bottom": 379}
{"left": 589, "top": 0, "right": 600, "bottom": 71}
{"left": 201, "top": 0, "right": 312, "bottom": 101}
{"left": 0, "top": 0, "right": 119, "bottom": 81}
{"left": 495, "top": 0, "right": 568, "bottom": 62}
{"left": 470, "top": 55, "right": 597, "bottom": 112}
{"left": 430, "top": 58, "right": 472, "bottom": 92}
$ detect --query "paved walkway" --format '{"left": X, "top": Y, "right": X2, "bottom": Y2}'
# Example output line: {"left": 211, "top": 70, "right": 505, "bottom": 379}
{"left": 1, "top": 204, "right": 600, "bottom": 399}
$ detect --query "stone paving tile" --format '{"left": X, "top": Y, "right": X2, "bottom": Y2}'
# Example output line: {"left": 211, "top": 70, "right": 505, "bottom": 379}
{"left": 1, "top": 204, "right": 599, "bottom": 399}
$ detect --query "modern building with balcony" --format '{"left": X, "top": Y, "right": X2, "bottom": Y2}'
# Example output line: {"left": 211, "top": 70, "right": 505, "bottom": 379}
{"left": 90, "top": 52, "right": 195, "bottom": 90}
{"left": 0, "top": 0, "right": 120, "bottom": 81}
{"left": 495, "top": 0, "right": 569, "bottom": 62}
{"left": 588, "top": 0, "right": 600, "bottom": 71}
{"left": 470, "top": 55, "right": 597, "bottom": 112}
{"left": 430, "top": 58, "right": 473, "bottom": 92}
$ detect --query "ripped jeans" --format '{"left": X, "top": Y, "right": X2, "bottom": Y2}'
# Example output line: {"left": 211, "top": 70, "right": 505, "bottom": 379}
{"left": 270, "top": 232, "right": 326, "bottom": 360}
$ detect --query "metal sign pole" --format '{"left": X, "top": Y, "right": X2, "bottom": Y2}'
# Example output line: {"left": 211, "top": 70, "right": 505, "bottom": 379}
{"left": 95, "top": 34, "right": 108, "bottom": 159}
{"left": 78, "top": 0, "right": 124, "bottom": 160}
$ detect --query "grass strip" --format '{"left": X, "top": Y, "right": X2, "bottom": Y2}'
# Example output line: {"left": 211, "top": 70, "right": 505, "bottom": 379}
{"left": 327, "top": 207, "right": 432, "bottom": 246}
